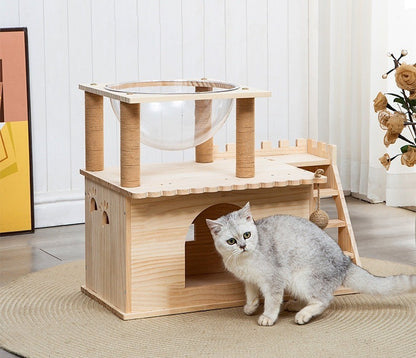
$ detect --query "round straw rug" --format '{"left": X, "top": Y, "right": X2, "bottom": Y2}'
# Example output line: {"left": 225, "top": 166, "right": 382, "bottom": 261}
{"left": 1, "top": 258, "right": 416, "bottom": 358}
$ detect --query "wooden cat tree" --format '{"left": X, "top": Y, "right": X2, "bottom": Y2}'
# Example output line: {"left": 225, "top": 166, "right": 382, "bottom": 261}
{"left": 79, "top": 80, "right": 360, "bottom": 320}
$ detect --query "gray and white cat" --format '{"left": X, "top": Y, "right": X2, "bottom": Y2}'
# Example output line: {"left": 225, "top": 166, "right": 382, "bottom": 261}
{"left": 206, "top": 202, "right": 416, "bottom": 326}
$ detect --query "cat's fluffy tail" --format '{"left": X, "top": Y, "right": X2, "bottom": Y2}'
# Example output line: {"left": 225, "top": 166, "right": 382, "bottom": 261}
{"left": 343, "top": 263, "right": 416, "bottom": 295}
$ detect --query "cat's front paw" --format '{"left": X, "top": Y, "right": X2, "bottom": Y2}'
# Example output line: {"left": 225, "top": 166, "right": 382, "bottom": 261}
{"left": 243, "top": 298, "right": 259, "bottom": 315}
{"left": 295, "top": 311, "right": 312, "bottom": 325}
{"left": 258, "top": 314, "right": 276, "bottom": 326}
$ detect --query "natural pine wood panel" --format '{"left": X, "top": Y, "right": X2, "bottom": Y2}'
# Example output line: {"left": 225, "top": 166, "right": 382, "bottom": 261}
{"left": 84, "top": 179, "right": 131, "bottom": 312}
{"left": 313, "top": 188, "right": 339, "bottom": 198}
{"left": 327, "top": 219, "right": 346, "bottom": 228}
{"left": 213, "top": 139, "right": 331, "bottom": 167}
{"left": 79, "top": 83, "right": 271, "bottom": 103}
{"left": 84, "top": 275, "right": 246, "bottom": 320}
{"left": 80, "top": 158, "right": 326, "bottom": 199}
{"left": 307, "top": 139, "right": 336, "bottom": 164}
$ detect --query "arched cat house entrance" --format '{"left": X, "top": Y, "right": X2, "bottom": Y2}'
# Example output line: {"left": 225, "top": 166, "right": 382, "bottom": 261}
{"left": 185, "top": 203, "right": 241, "bottom": 284}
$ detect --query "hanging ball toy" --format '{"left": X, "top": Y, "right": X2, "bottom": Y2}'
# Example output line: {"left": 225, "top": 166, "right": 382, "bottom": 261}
{"left": 309, "top": 169, "right": 329, "bottom": 229}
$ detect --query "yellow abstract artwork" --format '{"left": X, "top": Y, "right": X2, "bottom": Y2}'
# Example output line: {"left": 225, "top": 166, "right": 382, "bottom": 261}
{"left": 0, "top": 28, "right": 33, "bottom": 234}
{"left": 0, "top": 122, "right": 32, "bottom": 233}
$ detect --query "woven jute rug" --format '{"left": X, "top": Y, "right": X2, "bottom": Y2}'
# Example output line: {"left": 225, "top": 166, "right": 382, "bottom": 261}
{"left": 1, "top": 258, "right": 415, "bottom": 358}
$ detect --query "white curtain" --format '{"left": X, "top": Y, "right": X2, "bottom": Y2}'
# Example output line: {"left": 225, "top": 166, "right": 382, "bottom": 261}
{"left": 313, "top": 0, "right": 416, "bottom": 206}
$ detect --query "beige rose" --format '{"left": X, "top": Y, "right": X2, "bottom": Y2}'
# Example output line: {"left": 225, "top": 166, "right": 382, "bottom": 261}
{"left": 379, "top": 153, "right": 391, "bottom": 170}
{"left": 379, "top": 112, "right": 405, "bottom": 146}
{"left": 383, "top": 131, "right": 399, "bottom": 147}
{"left": 386, "top": 112, "right": 406, "bottom": 134}
{"left": 401, "top": 146, "right": 416, "bottom": 167}
{"left": 378, "top": 110, "right": 391, "bottom": 130}
{"left": 395, "top": 63, "right": 416, "bottom": 91}
{"left": 373, "top": 92, "right": 387, "bottom": 112}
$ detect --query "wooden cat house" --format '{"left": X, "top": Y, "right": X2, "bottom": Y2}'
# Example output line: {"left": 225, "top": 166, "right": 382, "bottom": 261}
{"left": 79, "top": 80, "right": 360, "bottom": 320}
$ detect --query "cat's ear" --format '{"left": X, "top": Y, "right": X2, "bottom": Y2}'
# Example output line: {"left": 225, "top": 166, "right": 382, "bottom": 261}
{"left": 206, "top": 219, "right": 222, "bottom": 235}
{"left": 240, "top": 202, "right": 252, "bottom": 222}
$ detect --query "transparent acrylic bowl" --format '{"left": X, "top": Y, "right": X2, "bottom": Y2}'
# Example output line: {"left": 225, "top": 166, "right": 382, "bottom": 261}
{"left": 106, "top": 80, "right": 238, "bottom": 150}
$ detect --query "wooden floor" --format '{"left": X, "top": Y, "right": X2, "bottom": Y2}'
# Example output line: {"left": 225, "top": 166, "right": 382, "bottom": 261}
{"left": 0, "top": 196, "right": 415, "bottom": 357}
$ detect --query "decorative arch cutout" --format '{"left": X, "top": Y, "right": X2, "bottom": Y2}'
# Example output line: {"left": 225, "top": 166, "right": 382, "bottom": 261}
{"left": 102, "top": 211, "right": 109, "bottom": 225}
{"left": 90, "top": 198, "right": 97, "bottom": 212}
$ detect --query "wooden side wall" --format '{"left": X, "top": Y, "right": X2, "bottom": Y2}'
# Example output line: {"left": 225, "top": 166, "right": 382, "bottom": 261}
{"left": 84, "top": 179, "right": 131, "bottom": 312}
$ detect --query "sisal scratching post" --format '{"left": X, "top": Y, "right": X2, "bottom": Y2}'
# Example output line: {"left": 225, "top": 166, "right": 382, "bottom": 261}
{"left": 120, "top": 102, "right": 141, "bottom": 188}
{"left": 85, "top": 92, "right": 104, "bottom": 171}
{"left": 310, "top": 169, "right": 329, "bottom": 229}
{"left": 195, "top": 86, "right": 213, "bottom": 163}
{"left": 236, "top": 97, "right": 255, "bottom": 178}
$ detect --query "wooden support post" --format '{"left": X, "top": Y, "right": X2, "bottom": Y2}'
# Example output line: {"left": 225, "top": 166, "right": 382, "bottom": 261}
{"left": 85, "top": 92, "right": 104, "bottom": 171}
{"left": 236, "top": 97, "right": 255, "bottom": 178}
{"left": 120, "top": 102, "right": 141, "bottom": 187}
{"left": 195, "top": 86, "right": 213, "bottom": 163}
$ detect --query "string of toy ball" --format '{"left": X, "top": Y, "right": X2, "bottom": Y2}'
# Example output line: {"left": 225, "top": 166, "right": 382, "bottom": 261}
{"left": 309, "top": 169, "right": 329, "bottom": 229}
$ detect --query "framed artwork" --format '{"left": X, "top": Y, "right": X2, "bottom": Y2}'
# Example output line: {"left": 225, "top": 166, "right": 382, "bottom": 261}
{"left": 0, "top": 27, "right": 34, "bottom": 235}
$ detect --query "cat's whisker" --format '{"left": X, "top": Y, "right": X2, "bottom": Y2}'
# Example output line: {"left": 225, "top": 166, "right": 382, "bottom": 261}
{"left": 224, "top": 251, "right": 239, "bottom": 267}
{"left": 224, "top": 253, "right": 235, "bottom": 267}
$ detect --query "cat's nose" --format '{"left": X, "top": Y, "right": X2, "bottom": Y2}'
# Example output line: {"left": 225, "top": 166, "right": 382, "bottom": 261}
{"left": 240, "top": 243, "right": 246, "bottom": 249}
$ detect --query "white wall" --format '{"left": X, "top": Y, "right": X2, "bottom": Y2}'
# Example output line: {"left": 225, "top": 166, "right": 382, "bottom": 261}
{"left": 0, "top": 0, "right": 311, "bottom": 227}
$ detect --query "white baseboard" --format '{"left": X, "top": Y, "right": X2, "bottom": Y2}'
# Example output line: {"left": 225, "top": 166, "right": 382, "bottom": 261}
{"left": 351, "top": 192, "right": 383, "bottom": 204}
{"left": 34, "top": 191, "right": 85, "bottom": 228}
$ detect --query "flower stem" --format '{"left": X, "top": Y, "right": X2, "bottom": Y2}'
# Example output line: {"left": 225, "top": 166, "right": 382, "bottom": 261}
{"left": 390, "top": 154, "right": 401, "bottom": 161}
{"left": 399, "top": 134, "right": 416, "bottom": 145}
{"left": 401, "top": 89, "right": 416, "bottom": 137}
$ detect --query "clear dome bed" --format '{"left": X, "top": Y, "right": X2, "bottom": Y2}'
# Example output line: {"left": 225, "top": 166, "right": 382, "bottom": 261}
{"left": 106, "top": 80, "right": 238, "bottom": 150}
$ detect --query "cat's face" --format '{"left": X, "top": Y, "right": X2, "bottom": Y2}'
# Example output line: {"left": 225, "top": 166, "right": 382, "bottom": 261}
{"left": 206, "top": 203, "right": 258, "bottom": 259}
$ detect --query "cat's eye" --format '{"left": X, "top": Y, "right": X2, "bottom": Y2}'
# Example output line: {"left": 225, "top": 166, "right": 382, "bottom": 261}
{"left": 226, "top": 238, "right": 237, "bottom": 245}
{"left": 243, "top": 232, "right": 251, "bottom": 239}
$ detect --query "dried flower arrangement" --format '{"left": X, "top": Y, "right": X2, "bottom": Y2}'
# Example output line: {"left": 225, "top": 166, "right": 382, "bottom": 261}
{"left": 373, "top": 50, "right": 416, "bottom": 170}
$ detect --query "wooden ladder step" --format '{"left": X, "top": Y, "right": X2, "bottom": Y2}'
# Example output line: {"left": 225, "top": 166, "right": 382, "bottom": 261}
{"left": 326, "top": 219, "right": 346, "bottom": 228}
{"left": 343, "top": 251, "right": 355, "bottom": 259}
{"left": 313, "top": 188, "right": 339, "bottom": 198}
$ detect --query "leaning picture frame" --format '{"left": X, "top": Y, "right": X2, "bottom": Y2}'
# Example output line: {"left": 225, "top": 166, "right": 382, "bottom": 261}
{"left": 0, "top": 27, "right": 34, "bottom": 235}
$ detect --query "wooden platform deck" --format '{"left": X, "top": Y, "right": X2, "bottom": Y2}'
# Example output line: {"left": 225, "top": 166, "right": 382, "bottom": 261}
{"left": 81, "top": 153, "right": 328, "bottom": 199}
